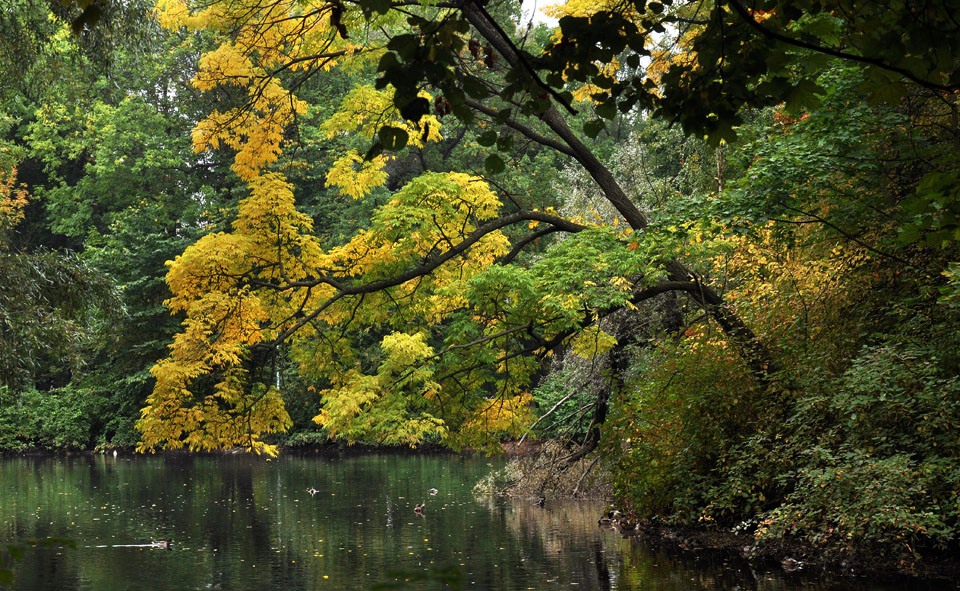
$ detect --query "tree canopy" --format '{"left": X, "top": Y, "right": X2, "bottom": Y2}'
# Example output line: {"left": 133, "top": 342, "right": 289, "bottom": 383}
{"left": 1, "top": 0, "right": 959, "bottom": 568}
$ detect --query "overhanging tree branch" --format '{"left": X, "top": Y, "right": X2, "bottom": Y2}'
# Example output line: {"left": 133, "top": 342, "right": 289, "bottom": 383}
{"left": 260, "top": 210, "right": 585, "bottom": 345}
{"left": 459, "top": 0, "right": 778, "bottom": 385}
{"left": 464, "top": 98, "right": 576, "bottom": 157}
{"left": 727, "top": 0, "right": 959, "bottom": 93}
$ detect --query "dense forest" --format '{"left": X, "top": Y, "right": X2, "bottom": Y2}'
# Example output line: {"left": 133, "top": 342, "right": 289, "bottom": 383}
{"left": 1, "top": 0, "right": 959, "bottom": 573}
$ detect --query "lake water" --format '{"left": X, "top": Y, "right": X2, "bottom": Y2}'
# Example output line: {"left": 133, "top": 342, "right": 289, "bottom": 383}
{"left": 0, "top": 453, "right": 951, "bottom": 590}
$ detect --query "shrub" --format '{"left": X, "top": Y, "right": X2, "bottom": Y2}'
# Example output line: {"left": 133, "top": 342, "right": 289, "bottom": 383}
{"left": 755, "top": 342, "right": 960, "bottom": 555}
{"left": 0, "top": 385, "right": 97, "bottom": 450}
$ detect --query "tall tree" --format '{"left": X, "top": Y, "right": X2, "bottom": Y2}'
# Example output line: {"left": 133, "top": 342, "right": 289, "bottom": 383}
{"left": 136, "top": 0, "right": 960, "bottom": 455}
{"left": 0, "top": 136, "right": 119, "bottom": 392}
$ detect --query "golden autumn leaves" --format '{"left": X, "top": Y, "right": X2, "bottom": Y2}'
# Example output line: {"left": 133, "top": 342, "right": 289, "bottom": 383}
{"left": 138, "top": 0, "right": 651, "bottom": 455}
{"left": 137, "top": 152, "right": 527, "bottom": 455}
{"left": 138, "top": 59, "right": 523, "bottom": 454}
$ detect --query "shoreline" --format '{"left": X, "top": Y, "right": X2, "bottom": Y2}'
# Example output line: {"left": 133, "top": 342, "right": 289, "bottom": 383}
{"left": 625, "top": 522, "right": 960, "bottom": 584}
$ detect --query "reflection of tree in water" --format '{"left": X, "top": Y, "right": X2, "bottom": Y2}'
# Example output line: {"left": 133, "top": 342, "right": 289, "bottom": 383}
{"left": 592, "top": 537, "right": 612, "bottom": 591}
{"left": 202, "top": 457, "right": 309, "bottom": 590}
{"left": 472, "top": 495, "right": 619, "bottom": 590}
{"left": 466, "top": 496, "right": 806, "bottom": 591}
{"left": 614, "top": 535, "right": 820, "bottom": 591}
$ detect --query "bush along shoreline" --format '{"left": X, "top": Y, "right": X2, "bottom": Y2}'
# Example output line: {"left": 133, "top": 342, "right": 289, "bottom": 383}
{"left": 482, "top": 440, "right": 960, "bottom": 584}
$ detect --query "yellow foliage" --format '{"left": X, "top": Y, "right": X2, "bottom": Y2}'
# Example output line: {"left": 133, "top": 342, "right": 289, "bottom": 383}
{"left": 571, "top": 59, "right": 621, "bottom": 103}
{"left": 193, "top": 43, "right": 253, "bottom": 90}
{"left": 139, "top": 170, "right": 330, "bottom": 454}
{"left": 154, "top": 0, "right": 224, "bottom": 30}
{"left": 233, "top": 172, "right": 328, "bottom": 290}
{"left": 314, "top": 333, "right": 447, "bottom": 446}
{"left": 381, "top": 331, "right": 434, "bottom": 370}
{"left": 645, "top": 28, "right": 703, "bottom": 94}
{"left": 164, "top": 232, "right": 251, "bottom": 311}
{"left": 325, "top": 150, "right": 389, "bottom": 199}
{"left": 569, "top": 325, "right": 618, "bottom": 359}
{"left": 0, "top": 162, "right": 29, "bottom": 245}
{"left": 460, "top": 393, "right": 534, "bottom": 439}
{"left": 711, "top": 224, "right": 872, "bottom": 359}
{"left": 161, "top": 0, "right": 366, "bottom": 180}
{"left": 326, "top": 172, "right": 509, "bottom": 285}
{"left": 543, "top": 0, "right": 620, "bottom": 19}
{"left": 322, "top": 85, "right": 443, "bottom": 148}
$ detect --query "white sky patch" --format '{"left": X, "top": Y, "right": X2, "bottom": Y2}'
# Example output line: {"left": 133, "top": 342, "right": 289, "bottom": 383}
{"left": 520, "top": 0, "right": 559, "bottom": 26}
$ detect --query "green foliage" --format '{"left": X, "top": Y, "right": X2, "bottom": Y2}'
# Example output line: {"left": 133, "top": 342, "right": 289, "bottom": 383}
{"left": 900, "top": 168, "right": 960, "bottom": 248}
{"left": 749, "top": 342, "right": 960, "bottom": 554}
{"left": 530, "top": 369, "right": 592, "bottom": 439}
{"left": 605, "top": 333, "right": 759, "bottom": 520}
{"left": 941, "top": 263, "right": 960, "bottom": 307}
{"left": 0, "top": 250, "right": 121, "bottom": 390}
{"left": 0, "top": 385, "right": 102, "bottom": 450}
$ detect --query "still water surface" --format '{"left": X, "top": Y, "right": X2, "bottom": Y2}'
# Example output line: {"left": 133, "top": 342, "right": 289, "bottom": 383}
{"left": 0, "top": 453, "right": 950, "bottom": 590}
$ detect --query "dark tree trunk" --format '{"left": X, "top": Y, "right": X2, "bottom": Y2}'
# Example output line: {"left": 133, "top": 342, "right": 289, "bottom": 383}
{"left": 461, "top": 2, "right": 779, "bottom": 387}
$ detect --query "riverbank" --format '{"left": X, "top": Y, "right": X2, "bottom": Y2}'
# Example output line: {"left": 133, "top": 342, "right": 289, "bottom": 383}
{"left": 627, "top": 522, "right": 960, "bottom": 585}
{"left": 486, "top": 443, "right": 960, "bottom": 585}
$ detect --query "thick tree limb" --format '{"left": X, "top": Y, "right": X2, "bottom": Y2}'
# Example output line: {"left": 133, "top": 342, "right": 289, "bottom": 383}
{"left": 261, "top": 210, "right": 584, "bottom": 345}
{"left": 464, "top": 98, "right": 576, "bottom": 157}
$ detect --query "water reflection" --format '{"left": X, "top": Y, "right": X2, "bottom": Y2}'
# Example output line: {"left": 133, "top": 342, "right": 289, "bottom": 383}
{"left": 0, "top": 454, "right": 952, "bottom": 591}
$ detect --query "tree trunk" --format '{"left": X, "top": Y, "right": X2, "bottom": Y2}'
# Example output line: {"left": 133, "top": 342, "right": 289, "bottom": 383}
{"left": 461, "top": 2, "right": 779, "bottom": 387}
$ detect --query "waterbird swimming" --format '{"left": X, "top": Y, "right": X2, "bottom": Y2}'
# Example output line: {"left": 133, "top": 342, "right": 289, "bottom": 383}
{"left": 87, "top": 540, "right": 172, "bottom": 549}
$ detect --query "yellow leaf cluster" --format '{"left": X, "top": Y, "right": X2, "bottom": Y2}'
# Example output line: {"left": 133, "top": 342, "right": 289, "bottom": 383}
{"left": 460, "top": 393, "right": 534, "bottom": 440}
{"left": 325, "top": 150, "right": 389, "bottom": 199}
{"left": 138, "top": 287, "right": 292, "bottom": 457}
{"left": 193, "top": 43, "right": 253, "bottom": 90}
{"left": 322, "top": 85, "right": 443, "bottom": 148}
{"left": 645, "top": 28, "right": 703, "bottom": 93}
{"left": 314, "top": 332, "right": 447, "bottom": 446}
{"left": 716, "top": 225, "right": 869, "bottom": 344}
{"left": 0, "top": 162, "right": 29, "bottom": 245}
{"left": 192, "top": 88, "right": 308, "bottom": 181}
{"left": 155, "top": 0, "right": 225, "bottom": 30}
{"left": 139, "top": 170, "right": 331, "bottom": 454}
{"left": 146, "top": 0, "right": 538, "bottom": 453}
{"left": 571, "top": 59, "right": 621, "bottom": 103}
{"left": 569, "top": 325, "right": 619, "bottom": 359}
{"left": 323, "top": 172, "right": 510, "bottom": 322}
{"left": 164, "top": 232, "right": 252, "bottom": 311}
{"left": 329, "top": 172, "right": 507, "bottom": 269}
{"left": 161, "top": 0, "right": 367, "bottom": 180}
{"left": 543, "top": 0, "right": 620, "bottom": 19}
{"left": 233, "top": 172, "right": 329, "bottom": 291}
{"left": 381, "top": 331, "right": 435, "bottom": 371}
